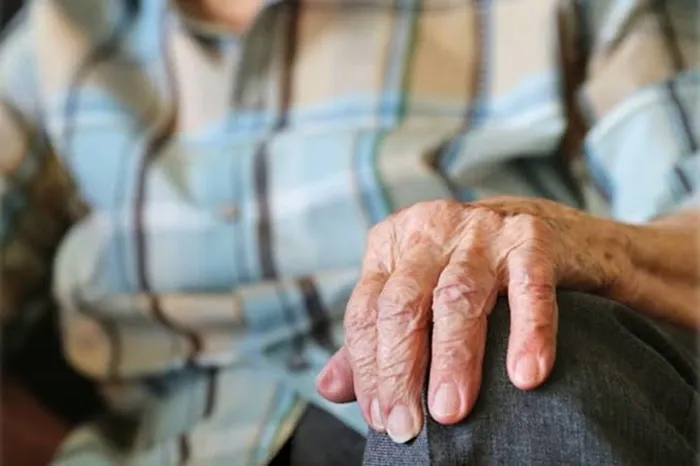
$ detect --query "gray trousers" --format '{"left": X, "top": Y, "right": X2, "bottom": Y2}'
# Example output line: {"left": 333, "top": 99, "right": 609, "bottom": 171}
{"left": 280, "top": 291, "right": 699, "bottom": 466}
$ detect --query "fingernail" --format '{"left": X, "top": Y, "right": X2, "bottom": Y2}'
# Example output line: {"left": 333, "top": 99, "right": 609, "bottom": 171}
{"left": 316, "top": 364, "right": 337, "bottom": 391}
{"left": 514, "top": 355, "right": 540, "bottom": 387}
{"left": 432, "top": 382, "right": 460, "bottom": 420}
{"left": 386, "top": 404, "right": 419, "bottom": 444}
{"left": 370, "top": 397, "right": 384, "bottom": 431}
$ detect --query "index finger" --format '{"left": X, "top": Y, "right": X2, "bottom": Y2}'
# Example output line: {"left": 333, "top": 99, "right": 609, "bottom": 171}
{"left": 344, "top": 267, "right": 389, "bottom": 431}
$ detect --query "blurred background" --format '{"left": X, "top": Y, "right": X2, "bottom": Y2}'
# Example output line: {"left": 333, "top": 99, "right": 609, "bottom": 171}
{"left": 1, "top": 4, "right": 103, "bottom": 466}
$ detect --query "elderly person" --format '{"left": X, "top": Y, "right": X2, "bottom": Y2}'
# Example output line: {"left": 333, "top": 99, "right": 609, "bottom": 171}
{"left": 1, "top": 0, "right": 697, "bottom": 465}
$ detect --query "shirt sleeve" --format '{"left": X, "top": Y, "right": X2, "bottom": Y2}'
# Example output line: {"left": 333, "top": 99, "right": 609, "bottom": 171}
{"left": 564, "top": 0, "right": 699, "bottom": 222}
{"left": 0, "top": 14, "right": 82, "bottom": 353}
{"left": 53, "top": 207, "right": 355, "bottom": 380}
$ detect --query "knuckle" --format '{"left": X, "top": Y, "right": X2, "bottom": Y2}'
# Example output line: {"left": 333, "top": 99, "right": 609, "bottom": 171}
{"left": 344, "top": 308, "right": 376, "bottom": 339}
{"left": 377, "top": 280, "right": 425, "bottom": 318}
{"left": 431, "top": 341, "right": 477, "bottom": 373}
{"left": 376, "top": 328, "right": 429, "bottom": 374}
{"left": 404, "top": 230, "right": 428, "bottom": 248}
{"left": 517, "top": 281, "right": 555, "bottom": 303}
{"left": 399, "top": 200, "right": 462, "bottom": 228}
{"left": 350, "top": 351, "right": 377, "bottom": 382}
{"left": 516, "top": 315, "right": 556, "bottom": 344}
{"left": 467, "top": 206, "right": 501, "bottom": 225}
{"left": 433, "top": 276, "right": 490, "bottom": 306}
{"left": 367, "top": 221, "right": 389, "bottom": 243}
{"left": 377, "top": 344, "right": 414, "bottom": 377}
{"left": 508, "top": 249, "right": 555, "bottom": 287}
{"left": 366, "top": 223, "right": 396, "bottom": 258}
{"left": 378, "top": 312, "right": 429, "bottom": 346}
{"left": 434, "top": 304, "right": 487, "bottom": 329}
{"left": 534, "top": 300, "right": 558, "bottom": 324}
{"left": 429, "top": 199, "right": 460, "bottom": 215}
{"left": 343, "top": 333, "right": 378, "bottom": 384}
{"left": 377, "top": 345, "right": 428, "bottom": 392}
{"left": 521, "top": 262, "right": 554, "bottom": 285}
{"left": 528, "top": 314, "right": 556, "bottom": 333}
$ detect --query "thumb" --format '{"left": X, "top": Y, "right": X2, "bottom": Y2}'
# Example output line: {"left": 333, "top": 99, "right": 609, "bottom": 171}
{"left": 316, "top": 346, "right": 356, "bottom": 403}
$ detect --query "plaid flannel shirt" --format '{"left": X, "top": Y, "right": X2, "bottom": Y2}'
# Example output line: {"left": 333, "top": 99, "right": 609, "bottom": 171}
{"left": 1, "top": 0, "right": 698, "bottom": 464}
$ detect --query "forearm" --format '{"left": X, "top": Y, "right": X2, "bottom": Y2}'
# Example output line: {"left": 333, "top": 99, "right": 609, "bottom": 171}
{"left": 615, "top": 209, "right": 700, "bottom": 329}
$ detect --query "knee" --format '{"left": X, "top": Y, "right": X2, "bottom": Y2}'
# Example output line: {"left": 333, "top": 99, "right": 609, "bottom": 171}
{"left": 446, "top": 291, "right": 695, "bottom": 463}
{"left": 482, "top": 291, "right": 693, "bottom": 410}
{"left": 364, "top": 292, "right": 697, "bottom": 465}
{"left": 481, "top": 291, "right": 632, "bottom": 393}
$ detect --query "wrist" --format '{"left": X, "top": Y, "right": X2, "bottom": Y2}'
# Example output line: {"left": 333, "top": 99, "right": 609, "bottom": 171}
{"left": 608, "top": 220, "right": 700, "bottom": 327}
{"left": 628, "top": 221, "right": 700, "bottom": 281}
{"left": 555, "top": 213, "right": 635, "bottom": 300}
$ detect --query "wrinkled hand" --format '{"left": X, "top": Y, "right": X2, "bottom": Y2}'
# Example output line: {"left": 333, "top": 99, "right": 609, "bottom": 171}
{"left": 316, "top": 197, "right": 629, "bottom": 443}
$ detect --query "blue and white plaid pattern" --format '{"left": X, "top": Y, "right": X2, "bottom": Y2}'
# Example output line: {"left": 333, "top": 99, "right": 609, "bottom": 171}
{"left": 0, "top": 0, "right": 697, "bottom": 464}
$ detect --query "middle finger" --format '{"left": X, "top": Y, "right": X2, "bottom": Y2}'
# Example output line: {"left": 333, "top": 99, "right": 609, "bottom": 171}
{"left": 429, "top": 242, "right": 497, "bottom": 424}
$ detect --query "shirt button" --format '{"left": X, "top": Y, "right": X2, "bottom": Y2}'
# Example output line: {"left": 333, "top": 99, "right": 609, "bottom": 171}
{"left": 219, "top": 203, "right": 239, "bottom": 221}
